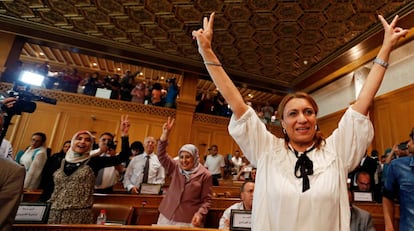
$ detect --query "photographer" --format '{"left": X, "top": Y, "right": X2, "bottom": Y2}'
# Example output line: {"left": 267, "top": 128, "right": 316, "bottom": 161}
{"left": 384, "top": 141, "right": 410, "bottom": 165}
{"left": 0, "top": 101, "right": 26, "bottom": 231}
{"left": 92, "top": 132, "right": 122, "bottom": 194}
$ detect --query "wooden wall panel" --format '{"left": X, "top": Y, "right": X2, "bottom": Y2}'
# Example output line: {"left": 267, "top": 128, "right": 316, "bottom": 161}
{"left": 317, "top": 109, "right": 346, "bottom": 138}
{"left": 372, "top": 84, "right": 414, "bottom": 155}
{"left": 9, "top": 104, "right": 60, "bottom": 153}
{"left": 6, "top": 102, "right": 169, "bottom": 155}
{"left": 5, "top": 83, "right": 412, "bottom": 162}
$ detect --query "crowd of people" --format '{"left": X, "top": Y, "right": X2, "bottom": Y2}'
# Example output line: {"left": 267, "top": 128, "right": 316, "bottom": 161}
{"left": 5, "top": 60, "right": 283, "bottom": 119}
{"left": 4, "top": 62, "right": 181, "bottom": 109}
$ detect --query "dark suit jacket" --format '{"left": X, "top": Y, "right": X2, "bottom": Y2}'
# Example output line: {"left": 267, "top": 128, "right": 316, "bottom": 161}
{"left": 0, "top": 157, "right": 25, "bottom": 231}
{"left": 350, "top": 205, "right": 376, "bottom": 231}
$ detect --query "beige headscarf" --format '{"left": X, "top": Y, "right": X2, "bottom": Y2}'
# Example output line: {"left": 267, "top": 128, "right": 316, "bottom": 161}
{"left": 65, "top": 130, "right": 97, "bottom": 163}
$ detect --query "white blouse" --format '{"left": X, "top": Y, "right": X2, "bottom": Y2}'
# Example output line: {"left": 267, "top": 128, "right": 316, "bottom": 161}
{"left": 228, "top": 106, "right": 373, "bottom": 231}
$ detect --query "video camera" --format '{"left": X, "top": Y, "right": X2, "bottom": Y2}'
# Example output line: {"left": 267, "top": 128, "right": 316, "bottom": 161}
{"left": 107, "top": 140, "right": 117, "bottom": 150}
{"left": 1, "top": 82, "right": 57, "bottom": 115}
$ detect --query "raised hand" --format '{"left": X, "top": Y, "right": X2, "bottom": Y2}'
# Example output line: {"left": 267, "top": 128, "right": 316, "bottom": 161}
{"left": 120, "top": 115, "right": 130, "bottom": 137}
{"left": 379, "top": 15, "right": 408, "bottom": 49}
{"left": 160, "top": 116, "right": 175, "bottom": 141}
{"left": 192, "top": 12, "right": 215, "bottom": 58}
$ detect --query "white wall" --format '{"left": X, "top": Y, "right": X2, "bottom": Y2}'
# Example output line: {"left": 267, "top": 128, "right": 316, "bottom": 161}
{"left": 314, "top": 39, "right": 414, "bottom": 118}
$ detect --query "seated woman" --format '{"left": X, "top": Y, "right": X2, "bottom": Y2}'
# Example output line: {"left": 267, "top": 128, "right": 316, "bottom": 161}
{"left": 46, "top": 115, "right": 131, "bottom": 224}
{"left": 156, "top": 117, "right": 212, "bottom": 227}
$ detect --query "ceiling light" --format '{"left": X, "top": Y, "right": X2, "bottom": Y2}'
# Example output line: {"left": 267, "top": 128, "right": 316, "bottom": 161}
{"left": 92, "top": 63, "right": 97, "bottom": 66}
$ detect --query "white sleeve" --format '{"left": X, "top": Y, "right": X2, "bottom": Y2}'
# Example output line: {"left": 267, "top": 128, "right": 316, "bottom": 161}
{"left": 228, "top": 107, "right": 280, "bottom": 167}
{"left": 326, "top": 107, "right": 374, "bottom": 172}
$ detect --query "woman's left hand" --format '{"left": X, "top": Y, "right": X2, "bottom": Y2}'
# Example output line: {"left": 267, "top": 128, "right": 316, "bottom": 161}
{"left": 191, "top": 213, "right": 202, "bottom": 227}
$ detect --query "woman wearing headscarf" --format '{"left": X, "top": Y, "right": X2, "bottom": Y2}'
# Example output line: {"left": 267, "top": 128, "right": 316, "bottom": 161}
{"left": 46, "top": 115, "right": 131, "bottom": 224}
{"left": 156, "top": 117, "right": 212, "bottom": 227}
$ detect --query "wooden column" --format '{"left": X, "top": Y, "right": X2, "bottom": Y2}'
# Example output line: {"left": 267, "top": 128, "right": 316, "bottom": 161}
{"left": 169, "top": 72, "right": 199, "bottom": 155}
{"left": 0, "top": 32, "right": 25, "bottom": 82}
{"left": 0, "top": 32, "right": 16, "bottom": 73}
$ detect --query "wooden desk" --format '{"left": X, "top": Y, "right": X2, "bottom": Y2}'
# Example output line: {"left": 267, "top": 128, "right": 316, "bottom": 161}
{"left": 13, "top": 224, "right": 221, "bottom": 231}
{"left": 22, "top": 192, "right": 238, "bottom": 228}
{"left": 22, "top": 192, "right": 401, "bottom": 230}
{"left": 211, "top": 186, "right": 241, "bottom": 198}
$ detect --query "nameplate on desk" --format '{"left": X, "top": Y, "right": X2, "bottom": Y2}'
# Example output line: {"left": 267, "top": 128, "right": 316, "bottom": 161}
{"left": 353, "top": 191, "right": 373, "bottom": 202}
{"left": 230, "top": 209, "right": 251, "bottom": 231}
{"left": 14, "top": 202, "right": 50, "bottom": 224}
{"left": 140, "top": 183, "right": 162, "bottom": 195}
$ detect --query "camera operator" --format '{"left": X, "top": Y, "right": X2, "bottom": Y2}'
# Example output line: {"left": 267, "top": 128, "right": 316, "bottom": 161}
{"left": 384, "top": 141, "right": 410, "bottom": 165}
{"left": 92, "top": 132, "right": 122, "bottom": 193}
{"left": 0, "top": 117, "right": 25, "bottom": 231}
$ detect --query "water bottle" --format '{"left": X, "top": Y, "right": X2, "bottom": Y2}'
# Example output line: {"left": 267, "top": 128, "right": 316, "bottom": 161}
{"left": 96, "top": 209, "right": 107, "bottom": 225}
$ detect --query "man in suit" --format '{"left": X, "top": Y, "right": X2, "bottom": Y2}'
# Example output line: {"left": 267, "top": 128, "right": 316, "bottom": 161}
{"left": 0, "top": 98, "right": 26, "bottom": 230}
{"left": 348, "top": 185, "right": 375, "bottom": 231}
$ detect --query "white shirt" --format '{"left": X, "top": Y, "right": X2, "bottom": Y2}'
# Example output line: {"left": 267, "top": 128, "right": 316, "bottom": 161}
{"left": 228, "top": 106, "right": 373, "bottom": 231}
{"left": 204, "top": 154, "right": 225, "bottom": 175}
{"left": 231, "top": 156, "right": 243, "bottom": 173}
{"left": 123, "top": 152, "right": 165, "bottom": 191}
{"left": 0, "top": 139, "right": 13, "bottom": 160}
{"left": 92, "top": 150, "right": 119, "bottom": 189}
{"left": 219, "top": 201, "right": 245, "bottom": 229}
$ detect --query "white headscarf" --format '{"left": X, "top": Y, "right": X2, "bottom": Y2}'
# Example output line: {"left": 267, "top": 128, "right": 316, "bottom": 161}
{"left": 178, "top": 144, "right": 200, "bottom": 181}
{"left": 65, "top": 130, "right": 97, "bottom": 163}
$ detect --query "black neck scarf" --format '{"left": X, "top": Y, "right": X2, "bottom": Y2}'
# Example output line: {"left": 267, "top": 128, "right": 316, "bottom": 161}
{"left": 289, "top": 145, "right": 315, "bottom": 192}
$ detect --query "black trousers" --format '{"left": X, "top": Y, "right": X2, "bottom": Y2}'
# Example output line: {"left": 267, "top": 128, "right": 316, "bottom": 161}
{"left": 212, "top": 174, "right": 221, "bottom": 186}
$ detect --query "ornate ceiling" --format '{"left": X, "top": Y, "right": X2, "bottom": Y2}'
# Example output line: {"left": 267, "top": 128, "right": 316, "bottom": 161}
{"left": 0, "top": 0, "right": 414, "bottom": 105}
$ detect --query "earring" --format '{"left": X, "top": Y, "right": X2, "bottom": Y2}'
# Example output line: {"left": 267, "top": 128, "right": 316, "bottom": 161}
{"left": 283, "top": 128, "right": 286, "bottom": 134}
{"left": 315, "top": 124, "right": 318, "bottom": 131}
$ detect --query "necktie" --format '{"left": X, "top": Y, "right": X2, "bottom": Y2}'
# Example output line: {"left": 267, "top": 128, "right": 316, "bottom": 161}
{"left": 142, "top": 155, "right": 150, "bottom": 184}
{"left": 290, "top": 145, "right": 315, "bottom": 192}
{"left": 95, "top": 168, "right": 105, "bottom": 185}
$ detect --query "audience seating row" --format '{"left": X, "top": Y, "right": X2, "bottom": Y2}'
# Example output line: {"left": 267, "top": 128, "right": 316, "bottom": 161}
{"left": 13, "top": 224, "right": 220, "bottom": 231}
{"left": 21, "top": 190, "right": 399, "bottom": 230}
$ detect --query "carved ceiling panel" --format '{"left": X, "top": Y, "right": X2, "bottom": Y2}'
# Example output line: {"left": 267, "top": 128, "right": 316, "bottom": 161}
{"left": 0, "top": 0, "right": 413, "bottom": 105}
